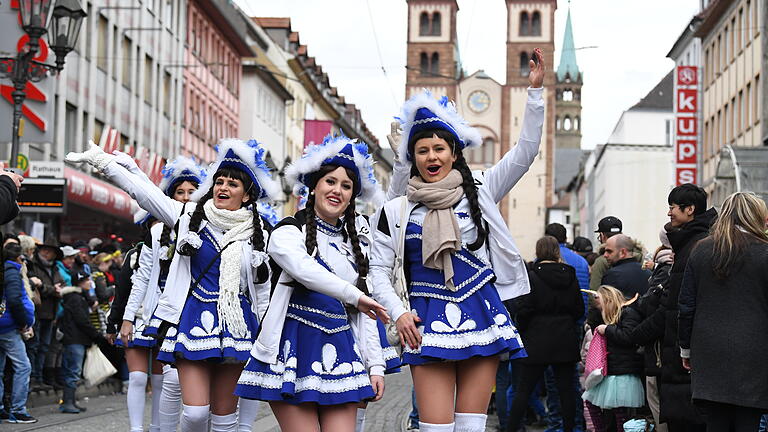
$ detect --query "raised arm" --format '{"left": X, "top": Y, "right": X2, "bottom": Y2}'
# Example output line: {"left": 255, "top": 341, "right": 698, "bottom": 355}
{"left": 385, "top": 122, "right": 410, "bottom": 200}
{"left": 482, "top": 49, "right": 545, "bottom": 203}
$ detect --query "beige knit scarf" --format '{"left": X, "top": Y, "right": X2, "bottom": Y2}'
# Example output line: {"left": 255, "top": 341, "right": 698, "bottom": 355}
{"left": 407, "top": 169, "right": 464, "bottom": 291}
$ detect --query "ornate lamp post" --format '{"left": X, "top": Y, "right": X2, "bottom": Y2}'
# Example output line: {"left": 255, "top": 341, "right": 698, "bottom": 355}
{"left": 0, "top": 0, "right": 87, "bottom": 169}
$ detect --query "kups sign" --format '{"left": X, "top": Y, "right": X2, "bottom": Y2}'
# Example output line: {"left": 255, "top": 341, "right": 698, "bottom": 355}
{"left": 675, "top": 66, "right": 698, "bottom": 185}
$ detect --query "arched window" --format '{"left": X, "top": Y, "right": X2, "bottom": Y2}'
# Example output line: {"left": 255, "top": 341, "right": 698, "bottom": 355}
{"left": 431, "top": 12, "right": 441, "bottom": 36}
{"left": 419, "top": 12, "right": 430, "bottom": 36}
{"left": 483, "top": 137, "right": 495, "bottom": 165}
{"left": 519, "top": 12, "right": 529, "bottom": 36}
{"left": 563, "top": 89, "right": 573, "bottom": 101}
{"left": 531, "top": 11, "right": 542, "bottom": 36}
{"left": 420, "top": 52, "right": 429, "bottom": 75}
{"left": 519, "top": 52, "right": 530, "bottom": 76}
{"left": 556, "top": 116, "right": 561, "bottom": 130}
{"left": 574, "top": 116, "right": 580, "bottom": 130}
{"left": 563, "top": 116, "right": 572, "bottom": 131}
{"left": 431, "top": 52, "right": 440, "bottom": 76}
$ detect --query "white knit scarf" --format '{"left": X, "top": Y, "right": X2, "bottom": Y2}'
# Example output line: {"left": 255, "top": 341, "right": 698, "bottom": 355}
{"left": 203, "top": 200, "right": 254, "bottom": 338}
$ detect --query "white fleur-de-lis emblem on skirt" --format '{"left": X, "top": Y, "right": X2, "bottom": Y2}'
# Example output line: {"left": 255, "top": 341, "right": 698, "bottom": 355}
{"left": 271, "top": 340, "right": 297, "bottom": 373}
{"left": 190, "top": 310, "right": 219, "bottom": 337}
{"left": 351, "top": 343, "right": 365, "bottom": 373}
{"left": 311, "top": 343, "right": 354, "bottom": 376}
{"left": 486, "top": 300, "right": 508, "bottom": 326}
{"left": 431, "top": 303, "right": 476, "bottom": 333}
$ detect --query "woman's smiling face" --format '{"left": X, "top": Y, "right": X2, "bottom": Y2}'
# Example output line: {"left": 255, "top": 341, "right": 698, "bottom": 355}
{"left": 313, "top": 166, "right": 354, "bottom": 224}
{"left": 212, "top": 175, "right": 250, "bottom": 210}
{"left": 413, "top": 134, "right": 457, "bottom": 183}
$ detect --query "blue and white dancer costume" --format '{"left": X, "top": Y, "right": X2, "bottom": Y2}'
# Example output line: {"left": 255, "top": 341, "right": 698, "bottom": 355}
{"left": 236, "top": 133, "right": 387, "bottom": 406}
{"left": 370, "top": 87, "right": 546, "bottom": 366}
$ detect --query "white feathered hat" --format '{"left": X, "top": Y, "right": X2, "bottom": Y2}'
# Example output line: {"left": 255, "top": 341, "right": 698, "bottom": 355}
{"left": 158, "top": 156, "right": 207, "bottom": 196}
{"left": 396, "top": 89, "right": 483, "bottom": 162}
{"left": 285, "top": 132, "right": 384, "bottom": 206}
{"left": 190, "top": 138, "right": 280, "bottom": 203}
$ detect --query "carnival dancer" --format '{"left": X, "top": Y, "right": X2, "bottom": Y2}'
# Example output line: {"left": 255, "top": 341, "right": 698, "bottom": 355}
{"left": 117, "top": 156, "right": 205, "bottom": 432}
{"left": 235, "top": 133, "right": 389, "bottom": 432}
{"left": 66, "top": 138, "right": 277, "bottom": 432}
{"left": 369, "top": 48, "right": 545, "bottom": 432}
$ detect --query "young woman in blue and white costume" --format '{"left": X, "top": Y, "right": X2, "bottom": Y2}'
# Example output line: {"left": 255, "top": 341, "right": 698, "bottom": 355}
{"left": 369, "top": 48, "right": 546, "bottom": 432}
{"left": 66, "top": 139, "right": 278, "bottom": 432}
{"left": 235, "top": 133, "right": 390, "bottom": 432}
{"left": 116, "top": 156, "right": 204, "bottom": 432}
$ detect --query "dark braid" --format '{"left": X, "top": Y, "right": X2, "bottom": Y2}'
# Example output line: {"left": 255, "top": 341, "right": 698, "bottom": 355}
{"left": 304, "top": 193, "right": 318, "bottom": 255}
{"left": 158, "top": 224, "right": 173, "bottom": 272}
{"left": 344, "top": 204, "right": 370, "bottom": 296}
{"left": 177, "top": 189, "right": 212, "bottom": 256}
{"left": 453, "top": 150, "right": 487, "bottom": 251}
{"left": 251, "top": 203, "right": 265, "bottom": 252}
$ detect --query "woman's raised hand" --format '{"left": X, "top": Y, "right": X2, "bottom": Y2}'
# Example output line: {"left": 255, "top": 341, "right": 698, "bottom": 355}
{"left": 529, "top": 48, "right": 545, "bottom": 88}
{"left": 357, "top": 294, "right": 390, "bottom": 323}
{"left": 65, "top": 141, "right": 115, "bottom": 171}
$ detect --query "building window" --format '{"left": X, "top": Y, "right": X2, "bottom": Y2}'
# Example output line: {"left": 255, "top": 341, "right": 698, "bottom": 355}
{"left": 519, "top": 52, "right": 529, "bottom": 76}
{"left": 730, "top": 17, "right": 736, "bottom": 60}
{"left": 163, "top": 72, "right": 172, "bottom": 117}
{"left": 563, "top": 116, "right": 572, "bottom": 131}
{"left": 738, "top": 90, "right": 744, "bottom": 133}
{"left": 574, "top": 116, "right": 580, "bottom": 131}
{"left": 738, "top": 8, "right": 744, "bottom": 50}
{"left": 144, "top": 54, "right": 153, "bottom": 105}
{"left": 419, "top": 12, "right": 430, "bottom": 36}
{"left": 746, "top": 83, "right": 752, "bottom": 126}
{"left": 519, "top": 12, "right": 529, "bottom": 36}
{"left": 704, "top": 48, "right": 710, "bottom": 85}
{"left": 94, "top": 119, "right": 105, "bottom": 145}
{"left": 531, "top": 11, "right": 542, "bottom": 36}
{"left": 420, "top": 52, "right": 429, "bottom": 75}
{"left": 122, "top": 37, "right": 132, "bottom": 89}
{"left": 556, "top": 116, "right": 561, "bottom": 130}
{"left": 753, "top": 75, "right": 760, "bottom": 125}
{"left": 65, "top": 103, "right": 77, "bottom": 155}
{"left": 562, "top": 89, "right": 573, "bottom": 101}
{"left": 97, "top": 15, "right": 109, "bottom": 71}
{"left": 724, "top": 26, "right": 730, "bottom": 65}
{"left": 665, "top": 119, "right": 672, "bottom": 145}
{"left": 430, "top": 52, "right": 439, "bottom": 76}
{"left": 431, "top": 12, "right": 441, "bottom": 36}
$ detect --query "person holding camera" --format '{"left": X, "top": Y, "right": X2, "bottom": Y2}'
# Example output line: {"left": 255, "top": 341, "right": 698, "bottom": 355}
{"left": 0, "top": 242, "right": 37, "bottom": 423}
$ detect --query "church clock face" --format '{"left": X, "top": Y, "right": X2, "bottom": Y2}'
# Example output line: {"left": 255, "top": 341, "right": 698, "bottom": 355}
{"left": 468, "top": 90, "right": 490, "bottom": 113}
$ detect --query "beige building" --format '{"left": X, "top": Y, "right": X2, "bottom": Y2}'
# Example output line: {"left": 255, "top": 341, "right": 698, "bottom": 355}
{"left": 698, "top": 0, "right": 764, "bottom": 194}
{"left": 405, "top": 0, "right": 556, "bottom": 259}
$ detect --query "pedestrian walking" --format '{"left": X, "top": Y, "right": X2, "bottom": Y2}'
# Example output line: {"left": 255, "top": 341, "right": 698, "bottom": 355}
{"left": 583, "top": 286, "right": 644, "bottom": 432}
{"left": 507, "top": 236, "right": 584, "bottom": 432}
{"left": 679, "top": 192, "right": 768, "bottom": 431}
{"left": 67, "top": 138, "right": 277, "bottom": 432}
{"left": 0, "top": 242, "right": 37, "bottom": 423}
{"left": 369, "top": 48, "right": 545, "bottom": 432}
{"left": 235, "top": 133, "right": 388, "bottom": 432}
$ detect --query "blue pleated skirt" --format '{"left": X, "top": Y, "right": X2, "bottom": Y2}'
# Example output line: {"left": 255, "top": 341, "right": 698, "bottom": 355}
{"left": 115, "top": 315, "right": 161, "bottom": 349}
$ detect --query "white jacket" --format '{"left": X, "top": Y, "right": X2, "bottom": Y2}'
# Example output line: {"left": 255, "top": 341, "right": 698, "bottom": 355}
{"left": 123, "top": 222, "right": 163, "bottom": 323}
{"left": 101, "top": 161, "right": 271, "bottom": 326}
{"left": 251, "top": 215, "right": 385, "bottom": 376}
{"left": 369, "top": 87, "right": 545, "bottom": 323}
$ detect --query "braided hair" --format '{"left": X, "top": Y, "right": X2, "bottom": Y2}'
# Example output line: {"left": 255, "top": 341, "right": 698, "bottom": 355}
{"left": 159, "top": 180, "right": 199, "bottom": 271}
{"left": 303, "top": 164, "right": 370, "bottom": 295}
{"left": 408, "top": 129, "right": 487, "bottom": 251}
{"left": 177, "top": 167, "right": 266, "bottom": 257}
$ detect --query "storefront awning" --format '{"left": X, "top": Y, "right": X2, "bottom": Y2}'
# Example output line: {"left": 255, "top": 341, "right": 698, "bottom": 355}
{"left": 65, "top": 167, "right": 137, "bottom": 221}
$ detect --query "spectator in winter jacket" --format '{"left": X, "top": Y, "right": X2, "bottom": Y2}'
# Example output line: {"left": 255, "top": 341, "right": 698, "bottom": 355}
{"left": 545, "top": 223, "right": 590, "bottom": 315}
{"left": 25, "top": 243, "right": 64, "bottom": 387}
{"left": 0, "top": 242, "right": 37, "bottom": 423}
{"left": 0, "top": 170, "right": 23, "bottom": 302}
{"left": 601, "top": 234, "right": 651, "bottom": 299}
{"left": 58, "top": 271, "right": 104, "bottom": 414}
{"left": 679, "top": 192, "right": 768, "bottom": 431}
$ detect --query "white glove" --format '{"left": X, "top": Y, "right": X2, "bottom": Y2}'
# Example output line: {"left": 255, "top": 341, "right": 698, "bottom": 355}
{"left": 386, "top": 122, "right": 402, "bottom": 163}
{"left": 65, "top": 141, "right": 115, "bottom": 171}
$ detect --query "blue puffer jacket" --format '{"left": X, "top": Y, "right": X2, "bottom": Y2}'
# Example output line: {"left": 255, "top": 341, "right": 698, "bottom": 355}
{"left": 0, "top": 261, "right": 35, "bottom": 334}
{"left": 559, "top": 244, "right": 590, "bottom": 322}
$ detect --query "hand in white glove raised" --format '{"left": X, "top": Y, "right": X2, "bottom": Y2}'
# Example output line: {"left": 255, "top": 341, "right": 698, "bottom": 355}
{"left": 65, "top": 141, "right": 115, "bottom": 171}
{"left": 386, "top": 122, "right": 402, "bottom": 163}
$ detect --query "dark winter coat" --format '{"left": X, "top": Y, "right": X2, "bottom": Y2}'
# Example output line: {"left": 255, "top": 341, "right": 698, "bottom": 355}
{"left": 0, "top": 261, "right": 35, "bottom": 333}
{"left": 107, "top": 244, "right": 143, "bottom": 334}
{"left": 603, "top": 302, "right": 644, "bottom": 376}
{"left": 630, "top": 260, "right": 672, "bottom": 377}
{"left": 601, "top": 258, "right": 651, "bottom": 299}
{"left": 514, "top": 261, "right": 584, "bottom": 364}
{"left": 59, "top": 286, "right": 102, "bottom": 346}
{"left": 679, "top": 237, "right": 768, "bottom": 410}
{"left": 26, "top": 254, "right": 65, "bottom": 320}
{"left": 0, "top": 175, "right": 19, "bottom": 225}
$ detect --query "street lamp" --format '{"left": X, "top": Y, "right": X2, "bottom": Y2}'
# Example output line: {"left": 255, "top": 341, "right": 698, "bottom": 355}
{"left": 0, "top": 0, "right": 87, "bottom": 170}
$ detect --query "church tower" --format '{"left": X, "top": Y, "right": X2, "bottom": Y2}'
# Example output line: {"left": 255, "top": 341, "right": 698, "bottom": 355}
{"left": 555, "top": 7, "right": 583, "bottom": 150}
{"left": 500, "top": 0, "right": 557, "bottom": 257}
{"left": 404, "top": 0, "right": 461, "bottom": 100}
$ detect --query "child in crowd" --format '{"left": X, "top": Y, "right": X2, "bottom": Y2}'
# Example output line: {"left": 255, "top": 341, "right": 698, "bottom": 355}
{"left": 583, "top": 285, "right": 645, "bottom": 432}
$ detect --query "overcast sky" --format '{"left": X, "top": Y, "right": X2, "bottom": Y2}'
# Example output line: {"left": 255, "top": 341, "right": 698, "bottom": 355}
{"left": 235, "top": 0, "right": 700, "bottom": 150}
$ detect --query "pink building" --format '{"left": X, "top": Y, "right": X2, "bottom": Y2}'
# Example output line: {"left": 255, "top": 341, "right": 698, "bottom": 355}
{"left": 182, "top": 0, "right": 254, "bottom": 162}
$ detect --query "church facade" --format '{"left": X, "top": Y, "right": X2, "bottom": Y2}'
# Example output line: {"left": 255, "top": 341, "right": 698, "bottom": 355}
{"left": 404, "top": 0, "right": 581, "bottom": 257}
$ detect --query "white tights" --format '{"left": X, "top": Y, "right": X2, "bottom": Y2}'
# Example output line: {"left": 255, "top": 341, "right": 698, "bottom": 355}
{"left": 127, "top": 371, "right": 148, "bottom": 432}
{"left": 158, "top": 365, "right": 181, "bottom": 432}
{"left": 236, "top": 398, "right": 260, "bottom": 432}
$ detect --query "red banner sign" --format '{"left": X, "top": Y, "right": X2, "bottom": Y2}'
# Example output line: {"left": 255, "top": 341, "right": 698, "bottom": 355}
{"left": 675, "top": 66, "right": 698, "bottom": 185}
{"left": 303, "top": 120, "right": 334, "bottom": 148}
